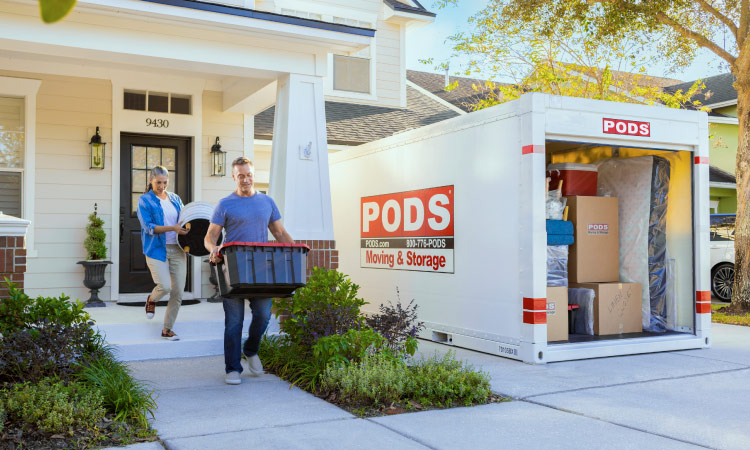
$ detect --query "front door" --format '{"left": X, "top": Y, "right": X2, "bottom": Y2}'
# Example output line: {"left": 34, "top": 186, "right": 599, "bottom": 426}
{"left": 119, "top": 134, "right": 191, "bottom": 293}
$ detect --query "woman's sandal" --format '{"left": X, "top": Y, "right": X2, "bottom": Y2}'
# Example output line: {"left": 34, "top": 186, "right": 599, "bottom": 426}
{"left": 145, "top": 296, "right": 156, "bottom": 319}
{"left": 161, "top": 329, "right": 180, "bottom": 341}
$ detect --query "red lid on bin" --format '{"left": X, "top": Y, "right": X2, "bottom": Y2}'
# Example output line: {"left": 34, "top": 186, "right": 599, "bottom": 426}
{"left": 220, "top": 241, "right": 311, "bottom": 252}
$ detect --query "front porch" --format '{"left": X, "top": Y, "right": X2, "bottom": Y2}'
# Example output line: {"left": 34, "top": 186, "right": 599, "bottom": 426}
{"left": 0, "top": 0, "right": 365, "bottom": 303}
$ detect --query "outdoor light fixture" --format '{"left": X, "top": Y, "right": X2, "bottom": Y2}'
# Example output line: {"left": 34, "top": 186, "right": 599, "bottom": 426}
{"left": 210, "top": 137, "right": 226, "bottom": 177}
{"left": 89, "top": 126, "right": 105, "bottom": 170}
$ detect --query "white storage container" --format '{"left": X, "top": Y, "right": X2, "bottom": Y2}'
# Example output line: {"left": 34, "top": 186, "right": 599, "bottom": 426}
{"left": 329, "top": 93, "right": 711, "bottom": 364}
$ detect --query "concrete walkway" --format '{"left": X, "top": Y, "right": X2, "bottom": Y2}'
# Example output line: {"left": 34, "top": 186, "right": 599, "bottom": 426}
{"left": 97, "top": 316, "right": 750, "bottom": 450}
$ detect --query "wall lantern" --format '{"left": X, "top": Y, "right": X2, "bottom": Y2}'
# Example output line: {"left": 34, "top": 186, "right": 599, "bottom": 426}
{"left": 89, "top": 126, "right": 106, "bottom": 170}
{"left": 210, "top": 137, "right": 226, "bottom": 177}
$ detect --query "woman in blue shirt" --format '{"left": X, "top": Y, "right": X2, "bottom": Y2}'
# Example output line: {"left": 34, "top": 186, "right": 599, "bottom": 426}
{"left": 136, "top": 166, "right": 188, "bottom": 340}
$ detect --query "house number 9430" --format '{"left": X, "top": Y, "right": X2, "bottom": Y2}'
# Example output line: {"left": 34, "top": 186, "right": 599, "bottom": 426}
{"left": 146, "top": 118, "right": 169, "bottom": 128}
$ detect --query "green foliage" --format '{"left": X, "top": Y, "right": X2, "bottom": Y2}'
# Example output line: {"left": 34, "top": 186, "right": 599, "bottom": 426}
{"left": 321, "top": 353, "right": 412, "bottom": 407}
{"left": 320, "top": 351, "right": 492, "bottom": 409}
{"left": 74, "top": 351, "right": 157, "bottom": 428}
{"left": 312, "top": 328, "right": 387, "bottom": 368}
{"left": 259, "top": 335, "right": 324, "bottom": 391}
{"left": 2, "top": 378, "right": 105, "bottom": 435}
{"left": 0, "top": 397, "right": 5, "bottom": 434}
{"left": 275, "top": 268, "right": 367, "bottom": 346}
{"left": 409, "top": 352, "right": 491, "bottom": 407}
{"left": 0, "top": 279, "right": 90, "bottom": 336}
{"left": 39, "top": 0, "right": 78, "bottom": 23}
{"left": 84, "top": 207, "right": 108, "bottom": 260}
{"left": 429, "top": 0, "right": 717, "bottom": 112}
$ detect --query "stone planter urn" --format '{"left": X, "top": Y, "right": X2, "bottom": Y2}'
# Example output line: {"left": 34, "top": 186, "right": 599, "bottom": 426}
{"left": 77, "top": 260, "right": 112, "bottom": 307}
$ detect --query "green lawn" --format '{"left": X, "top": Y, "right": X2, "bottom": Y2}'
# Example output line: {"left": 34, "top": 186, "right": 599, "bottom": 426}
{"left": 711, "top": 303, "right": 750, "bottom": 326}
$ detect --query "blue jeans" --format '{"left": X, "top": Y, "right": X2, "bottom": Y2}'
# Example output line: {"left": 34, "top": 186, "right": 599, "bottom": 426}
{"left": 223, "top": 297, "right": 272, "bottom": 374}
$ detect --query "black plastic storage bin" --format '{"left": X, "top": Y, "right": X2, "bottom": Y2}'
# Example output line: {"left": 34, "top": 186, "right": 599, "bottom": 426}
{"left": 212, "top": 242, "right": 310, "bottom": 298}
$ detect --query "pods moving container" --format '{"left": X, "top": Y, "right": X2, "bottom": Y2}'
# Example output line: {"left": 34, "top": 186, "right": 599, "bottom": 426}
{"left": 329, "top": 93, "right": 711, "bottom": 364}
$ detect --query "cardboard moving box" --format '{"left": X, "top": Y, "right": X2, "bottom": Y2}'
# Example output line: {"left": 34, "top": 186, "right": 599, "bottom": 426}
{"left": 572, "top": 282, "right": 642, "bottom": 335}
{"left": 546, "top": 286, "right": 568, "bottom": 341}
{"left": 566, "top": 196, "right": 619, "bottom": 283}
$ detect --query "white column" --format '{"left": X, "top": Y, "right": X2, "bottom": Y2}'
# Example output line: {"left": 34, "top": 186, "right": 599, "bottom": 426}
{"left": 269, "top": 73, "right": 333, "bottom": 240}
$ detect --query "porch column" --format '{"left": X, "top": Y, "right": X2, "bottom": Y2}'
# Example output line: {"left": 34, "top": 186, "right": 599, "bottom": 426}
{"left": 269, "top": 73, "right": 338, "bottom": 272}
{"left": 0, "top": 212, "right": 30, "bottom": 299}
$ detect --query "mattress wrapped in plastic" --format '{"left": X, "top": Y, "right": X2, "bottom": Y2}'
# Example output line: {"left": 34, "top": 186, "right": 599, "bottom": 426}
{"left": 568, "top": 288, "right": 594, "bottom": 335}
{"left": 547, "top": 245, "right": 569, "bottom": 287}
{"left": 596, "top": 156, "right": 670, "bottom": 332}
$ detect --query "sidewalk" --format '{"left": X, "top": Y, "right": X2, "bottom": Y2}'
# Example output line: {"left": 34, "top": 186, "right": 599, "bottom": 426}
{"left": 96, "top": 302, "right": 750, "bottom": 449}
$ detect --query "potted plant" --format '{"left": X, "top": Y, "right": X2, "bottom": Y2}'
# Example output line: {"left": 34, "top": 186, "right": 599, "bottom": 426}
{"left": 77, "top": 203, "right": 112, "bottom": 307}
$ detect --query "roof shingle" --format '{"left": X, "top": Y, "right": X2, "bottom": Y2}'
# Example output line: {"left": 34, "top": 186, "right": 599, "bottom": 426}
{"left": 254, "top": 85, "right": 459, "bottom": 145}
{"left": 665, "top": 73, "right": 737, "bottom": 106}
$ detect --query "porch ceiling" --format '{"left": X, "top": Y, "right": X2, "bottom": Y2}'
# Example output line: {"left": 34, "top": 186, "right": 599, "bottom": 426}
{"left": 0, "top": 0, "right": 370, "bottom": 78}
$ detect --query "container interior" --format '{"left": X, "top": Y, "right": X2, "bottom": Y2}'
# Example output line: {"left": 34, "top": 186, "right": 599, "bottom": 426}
{"left": 544, "top": 141, "right": 695, "bottom": 343}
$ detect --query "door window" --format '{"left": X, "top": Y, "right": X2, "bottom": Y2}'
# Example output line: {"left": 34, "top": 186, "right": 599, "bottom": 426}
{"left": 131, "top": 145, "right": 178, "bottom": 214}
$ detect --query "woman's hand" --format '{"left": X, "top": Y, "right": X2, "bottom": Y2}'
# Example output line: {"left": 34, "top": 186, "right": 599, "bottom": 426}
{"left": 173, "top": 225, "right": 189, "bottom": 235}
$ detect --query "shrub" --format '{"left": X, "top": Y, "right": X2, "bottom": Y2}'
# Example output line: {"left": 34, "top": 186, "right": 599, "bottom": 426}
{"left": 0, "top": 321, "right": 95, "bottom": 383}
{"left": 0, "top": 397, "right": 5, "bottom": 434}
{"left": 321, "top": 353, "right": 411, "bottom": 406}
{"left": 366, "top": 292, "right": 424, "bottom": 356}
{"left": 320, "top": 350, "right": 491, "bottom": 409}
{"left": 3, "top": 378, "right": 105, "bottom": 435}
{"left": 275, "top": 268, "right": 367, "bottom": 346}
{"left": 0, "top": 280, "right": 91, "bottom": 336}
{"left": 259, "top": 335, "right": 323, "bottom": 391}
{"left": 312, "top": 327, "right": 387, "bottom": 368}
{"left": 410, "top": 352, "right": 491, "bottom": 407}
{"left": 84, "top": 204, "right": 107, "bottom": 260}
{"left": 75, "top": 352, "right": 157, "bottom": 428}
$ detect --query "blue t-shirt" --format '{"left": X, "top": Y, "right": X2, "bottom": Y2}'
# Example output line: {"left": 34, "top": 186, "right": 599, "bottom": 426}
{"left": 211, "top": 192, "right": 281, "bottom": 243}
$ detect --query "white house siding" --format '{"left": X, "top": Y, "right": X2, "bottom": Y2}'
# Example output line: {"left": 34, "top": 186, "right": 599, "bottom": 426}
{"left": 373, "top": 19, "right": 403, "bottom": 108}
{"left": 200, "top": 90, "right": 246, "bottom": 297}
{"left": 0, "top": 70, "right": 112, "bottom": 301}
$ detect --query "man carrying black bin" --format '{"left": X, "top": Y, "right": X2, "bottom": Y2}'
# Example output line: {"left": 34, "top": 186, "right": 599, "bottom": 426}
{"left": 205, "top": 156, "right": 295, "bottom": 385}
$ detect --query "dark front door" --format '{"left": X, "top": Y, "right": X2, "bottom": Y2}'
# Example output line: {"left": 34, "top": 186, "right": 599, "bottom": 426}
{"left": 119, "top": 134, "right": 191, "bottom": 293}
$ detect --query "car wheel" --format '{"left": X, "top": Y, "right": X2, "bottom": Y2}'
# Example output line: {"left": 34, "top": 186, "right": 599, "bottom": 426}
{"left": 711, "top": 263, "right": 734, "bottom": 302}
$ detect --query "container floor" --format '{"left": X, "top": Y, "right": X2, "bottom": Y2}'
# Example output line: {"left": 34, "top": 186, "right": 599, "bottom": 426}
{"left": 549, "top": 330, "right": 691, "bottom": 345}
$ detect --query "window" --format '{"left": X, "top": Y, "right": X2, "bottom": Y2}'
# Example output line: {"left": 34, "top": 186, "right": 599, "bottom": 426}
{"left": 332, "top": 16, "right": 372, "bottom": 28}
{"left": 0, "top": 96, "right": 24, "bottom": 217}
{"left": 124, "top": 90, "right": 192, "bottom": 115}
{"left": 333, "top": 55, "right": 371, "bottom": 94}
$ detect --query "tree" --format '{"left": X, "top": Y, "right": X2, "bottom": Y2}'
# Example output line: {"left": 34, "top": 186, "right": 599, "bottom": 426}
{"left": 439, "top": 0, "right": 750, "bottom": 311}
{"left": 38, "top": 0, "right": 76, "bottom": 23}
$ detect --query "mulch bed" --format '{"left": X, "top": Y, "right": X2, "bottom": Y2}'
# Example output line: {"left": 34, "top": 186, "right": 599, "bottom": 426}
{"left": 318, "top": 392, "right": 509, "bottom": 418}
{"left": 0, "top": 417, "right": 156, "bottom": 450}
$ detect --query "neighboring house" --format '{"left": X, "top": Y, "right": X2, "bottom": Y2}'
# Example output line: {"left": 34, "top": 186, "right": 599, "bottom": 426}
{"left": 665, "top": 73, "right": 739, "bottom": 213}
{"left": 0, "top": 0, "right": 435, "bottom": 302}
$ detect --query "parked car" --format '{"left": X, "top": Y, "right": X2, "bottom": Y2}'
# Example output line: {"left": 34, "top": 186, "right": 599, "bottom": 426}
{"left": 710, "top": 214, "right": 735, "bottom": 302}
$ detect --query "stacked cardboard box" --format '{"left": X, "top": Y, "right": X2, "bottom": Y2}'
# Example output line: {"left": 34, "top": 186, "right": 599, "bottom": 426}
{"left": 566, "top": 196, "right": 642, "bottom": 335}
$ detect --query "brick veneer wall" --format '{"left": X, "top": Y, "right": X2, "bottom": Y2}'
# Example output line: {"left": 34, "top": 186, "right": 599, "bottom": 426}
{"left": 0, "top": 236, "right": 26, "bottom": 299}
{"left": 295, "top": 240, "right": 338, "bottom": 276}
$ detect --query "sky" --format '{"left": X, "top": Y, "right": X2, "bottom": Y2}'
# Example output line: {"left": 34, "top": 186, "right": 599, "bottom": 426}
{"left": 405, "top": 1, "right": 730, "bottom": 84}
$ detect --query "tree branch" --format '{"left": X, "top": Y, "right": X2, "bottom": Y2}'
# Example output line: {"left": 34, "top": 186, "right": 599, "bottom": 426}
{"left": 656, "top": 11, "right": 737, "bottom": 65}
{"left": 696, "top": 0, "right": 738, "bottom": 41}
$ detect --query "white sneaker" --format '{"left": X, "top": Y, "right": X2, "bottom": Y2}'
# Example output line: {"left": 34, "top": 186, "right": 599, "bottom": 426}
{"left": 225, "top": 371, "right": 241, "bottom": 385}
{"left": 242, "top": 354, "right": 264, "bottom": 377}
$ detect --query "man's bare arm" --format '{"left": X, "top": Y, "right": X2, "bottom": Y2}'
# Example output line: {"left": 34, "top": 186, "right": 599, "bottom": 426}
{"left": 205, "top": 223, "right": 224, "bottom": 263}
{"left": 268, "top": 219, "right": 294, "bottom": 244}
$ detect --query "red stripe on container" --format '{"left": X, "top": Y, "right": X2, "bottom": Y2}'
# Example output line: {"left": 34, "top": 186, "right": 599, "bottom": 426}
{"left": 694, "top": 156, "right": 709, "bottom": 165}
{"left": 521, "top": 145, "right": 544, "bottom": 155}
{"left": 523, "top": 311, "right": 547, "bottom": 324}
{"left": 523, "top": 297, "right": 546, "bottom": 310}
{"left": 696, "top": 291, "right": 711, "bottom": 303}
{"left": 221, "top": 241, "right": 311, "bottom": 250}
{"left": 696, "top": 302, "right": 712, "bottom": 314}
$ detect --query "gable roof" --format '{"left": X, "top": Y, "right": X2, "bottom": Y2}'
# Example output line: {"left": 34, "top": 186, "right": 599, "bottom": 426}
{"left": 383, "top": 0, "right": 436, "bottom": 17}
{"left": 254, "top": 85, "right": 459, "bottom": 145}
{"left": 407, "top": 70, "right": 502, "bottom": 112}
{"left": 665, "top": 73, "right": 737, "bottom": 107}
{"left": 710, "top": 165, "right": 736, "bottom": 184}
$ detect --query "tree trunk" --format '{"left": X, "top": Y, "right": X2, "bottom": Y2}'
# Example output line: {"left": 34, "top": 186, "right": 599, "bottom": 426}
{"left": 732, "top": 73, "right": 750, "bottom": 312}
